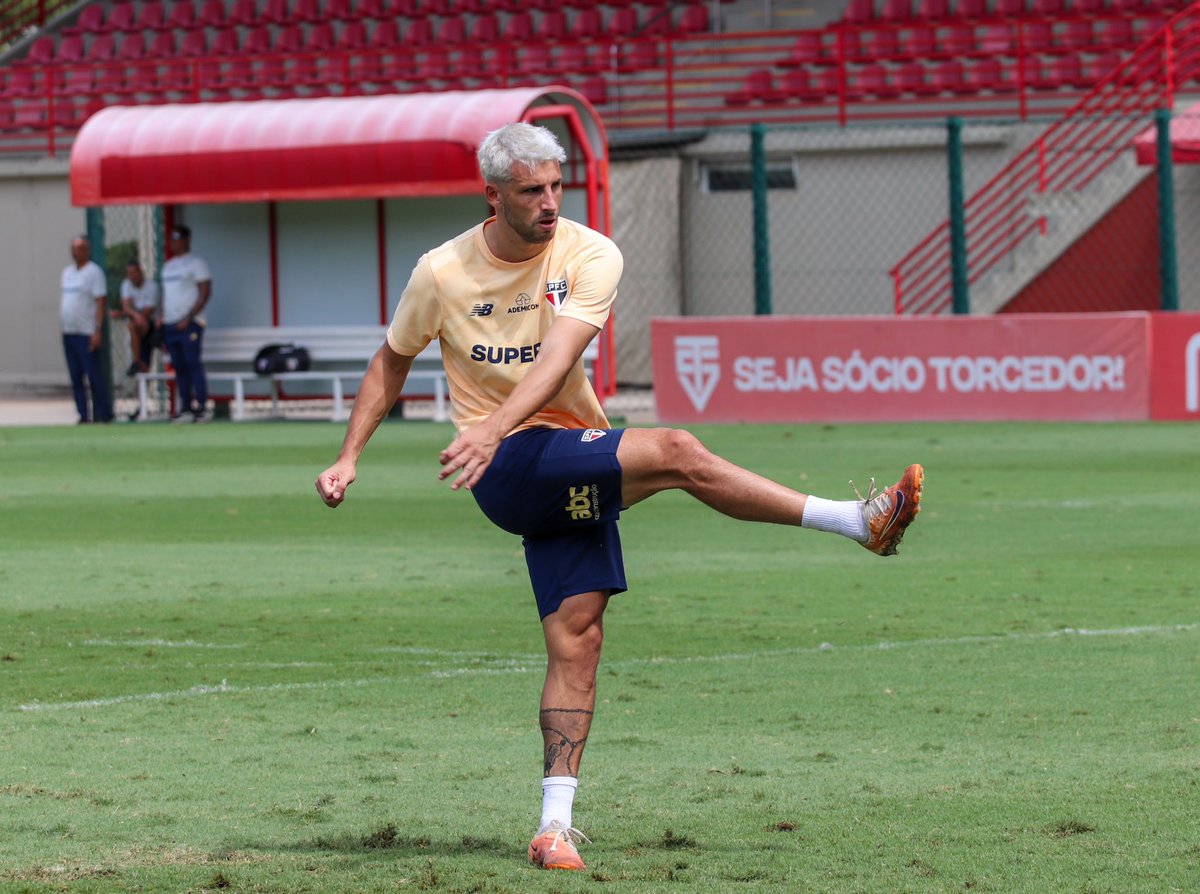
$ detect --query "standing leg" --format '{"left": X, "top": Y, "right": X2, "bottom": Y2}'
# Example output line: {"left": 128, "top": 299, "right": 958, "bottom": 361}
{"left": 529, "top": 589, "right": 607, "bottom": 871}
{"left": 163, "top": 332, "right": 190, "bottom": 417}
{"left": 82, "top": 340, "right": 113, "bottom": 422}
{"left": 62, "top": 334, "right": 89, "bottom": 422}
{"left": 182, "top": 323, "right": 208, "bottom": 416}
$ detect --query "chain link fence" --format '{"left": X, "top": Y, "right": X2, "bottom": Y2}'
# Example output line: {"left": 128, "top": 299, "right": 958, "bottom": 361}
{"left": 88, "top": 204, "right": 165, "bottom": 420}
{"left": 609, "top": 111, "right": 1200, "bottom": 413}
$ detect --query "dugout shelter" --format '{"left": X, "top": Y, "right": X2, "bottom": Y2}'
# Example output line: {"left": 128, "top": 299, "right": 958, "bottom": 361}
{"left": 68, "top": 86, "right": 616, "bottom": 401}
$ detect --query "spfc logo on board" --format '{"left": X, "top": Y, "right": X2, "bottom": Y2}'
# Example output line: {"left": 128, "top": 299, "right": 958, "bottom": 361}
{"left": 675, "top": 335, "right": 720, "bottom": 413}
{"left": 545, "top": 279, "right": 568, "bottom": 310}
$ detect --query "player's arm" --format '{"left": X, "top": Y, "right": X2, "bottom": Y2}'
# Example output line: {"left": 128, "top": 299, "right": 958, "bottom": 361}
{"left": 316, "top": 341, "right": 415, "bottom": 508}
{"left": 439, "top": 315, "right": 599, "bottom": 491}
{"left": 180, "top": 279, "right": 212, "bottom": 329}
{"left": 90, "top": 293, "right": 106, "bottom": 350}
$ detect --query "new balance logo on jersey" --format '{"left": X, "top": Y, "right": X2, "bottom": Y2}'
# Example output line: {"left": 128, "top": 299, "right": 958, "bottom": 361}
{"left": 470, "top": 303, "right": 495, "bottom": 317}
{"left": 581, "top": 429, "right": 606, "bottom": 443}
{"left": 565, "top": 484, "right": 600, "bottom": 521}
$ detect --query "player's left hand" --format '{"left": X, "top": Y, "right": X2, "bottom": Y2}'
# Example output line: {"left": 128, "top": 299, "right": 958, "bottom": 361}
{"left": 439, "top": 423, "right": 502, "bottom": 491}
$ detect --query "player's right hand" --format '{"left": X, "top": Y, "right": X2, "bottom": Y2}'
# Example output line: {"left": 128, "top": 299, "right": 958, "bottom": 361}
{"left": 315, "top": 462, "right": 356, "bottom": 508}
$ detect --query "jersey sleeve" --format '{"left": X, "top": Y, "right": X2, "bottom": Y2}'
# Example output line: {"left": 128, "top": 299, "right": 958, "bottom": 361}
{"left": 120, "top": 280, "right": 133, "bottom": 301}
{"left": 387, "top": 254, "right": 442, "bottom": 356}
{"left": 559, "top": 236, "right": 623, "bottom": 330}
{"left": 87, "top": 264, "right": 108, "bottom": 299}
{"left": 193, "top": 256, "right": 212, "bottom": 283}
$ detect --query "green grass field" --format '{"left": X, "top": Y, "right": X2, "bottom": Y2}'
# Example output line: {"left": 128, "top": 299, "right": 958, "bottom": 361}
{"left": 1, "top": 419, "right": 1197, "bottom": 893}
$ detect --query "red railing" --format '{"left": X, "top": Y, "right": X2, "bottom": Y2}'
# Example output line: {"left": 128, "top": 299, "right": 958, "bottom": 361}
{"left": 2, "top": 6, "right": 1178, "bottom": 157}
{"left": 891, "top": 4, "right": 1200, "bottom": 315}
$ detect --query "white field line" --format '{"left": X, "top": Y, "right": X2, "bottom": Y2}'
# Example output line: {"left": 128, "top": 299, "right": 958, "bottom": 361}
{"left": 80, "top": 639, "right": 247, "bottom": 649}
{"left": 18, "top": 623, "right": 1197, "bottom": 710}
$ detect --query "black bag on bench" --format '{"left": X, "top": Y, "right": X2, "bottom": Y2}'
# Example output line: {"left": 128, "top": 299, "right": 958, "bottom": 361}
{"left": 254, "top": 343, "right": 312, "bottom": 375}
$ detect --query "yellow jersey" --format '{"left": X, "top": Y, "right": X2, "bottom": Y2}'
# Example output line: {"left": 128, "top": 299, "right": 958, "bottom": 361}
{"left": 387, "top": 217, "right": 622, "bottom": 433}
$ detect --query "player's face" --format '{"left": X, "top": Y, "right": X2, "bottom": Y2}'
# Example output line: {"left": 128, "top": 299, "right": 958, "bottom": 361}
{"left": 494, "top": 161, "right": 562, "bottom": 247}
{"left": 70, "top": 239, "right": 90, "bottom": 267}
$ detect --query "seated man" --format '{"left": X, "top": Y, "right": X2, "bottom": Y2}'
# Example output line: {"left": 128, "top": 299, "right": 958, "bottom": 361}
{"left": 111, "top": 260, "right": 160, "bottom": 375}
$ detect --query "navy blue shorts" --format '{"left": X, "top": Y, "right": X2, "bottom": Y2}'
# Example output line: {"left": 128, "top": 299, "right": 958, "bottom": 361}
{"left": 472, "top": 427, "right": 627, "bottom": 619}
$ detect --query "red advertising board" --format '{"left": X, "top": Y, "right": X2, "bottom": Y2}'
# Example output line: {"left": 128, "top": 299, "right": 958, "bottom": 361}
{"left": 651, "top": 314, "right": 1151, "bottom": 423}
{"left": 1149, "top": 312, "right": 1200, "bottom": 421}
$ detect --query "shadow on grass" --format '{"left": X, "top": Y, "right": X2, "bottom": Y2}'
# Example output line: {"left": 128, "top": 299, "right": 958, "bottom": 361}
{"left": 249, "top": 823, "right": 510, "bottom": 860}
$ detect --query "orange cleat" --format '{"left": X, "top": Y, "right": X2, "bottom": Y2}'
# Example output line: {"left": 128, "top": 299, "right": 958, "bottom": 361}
{"left": 855, "top": 463, "right": 925, "bottom": 556}
{"left": 528, "top": 821, "right": 589, "bottom": 871}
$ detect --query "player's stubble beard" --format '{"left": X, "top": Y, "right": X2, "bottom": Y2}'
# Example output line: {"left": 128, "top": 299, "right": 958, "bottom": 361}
{"left": 501, "top": 202, "right": 557, "bottom": 247}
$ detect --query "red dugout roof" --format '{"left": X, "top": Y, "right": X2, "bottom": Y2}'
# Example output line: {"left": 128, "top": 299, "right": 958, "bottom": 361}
{"left": 70, "top": 87, "right": 606, "bottom": 206}
{"left": 1134, "top": 106, "right": 1200, "bottom": 166}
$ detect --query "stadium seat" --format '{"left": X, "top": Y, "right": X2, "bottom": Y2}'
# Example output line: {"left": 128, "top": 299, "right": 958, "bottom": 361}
{"left": 1095, "top": 16, "right": 1135, "bottom": 48}
{"left": 917, "top": 0, "right": 950, "bottom": 18}
{"left": 842, "top": 0, "right": 876, "bottom": 24}
{"left": 228, "top": 0, "right": 260, "bottom": 26}
{"left": 470, "top": 14, "right": 501, "bottom": 42}
{"left": 197, "top": 0, "right": 226, "bottom": 27}
{"left": 58, "top": 64, "right": 95, "bottom": 96}
{"left": 137, "top": 1, "right": 168, "bottom": 31}
{"left": 570, "top": 8, "right": 604, "bottom": 39}
{"left": 436, "top": 17, "right": 467, "bottom": 45}
{"left": 1066, "top": 0, "right": 1106, "bottom": 13}
{"left": 292, "top": 0, "right": 323, "bottom": 23}
{"left": 368, "top": 19, "right": 400, "bottom": 48}
{"left": 100, "top": 1, "right": 137, "bottom": 32}
{"left": 725, "top": 68, "right": 775, "bottom": 104}
{"left": 13, "top": 99, "right": 46, "bottom": 129}
{"left": 54, "top": 35, "right": 85, "bottom": 64}
{"left": 90, "top": 33, "right": 117, "bottom": 62}
{"left": 336, "top": 19, "right": 368, "bottom": 49}
{"left": 505, "top": 12, "right": 535, "bottom": 41}
{"left": 1019, "top": 20, "right": 1055, "bottom": 53}
{"left": 939, "top": 24, "right": 975, "bottom": 55}
{"left": 63, "top": 5, "right": 106, "bottom": 36}
{"left": 118, "top": 32, "right": 147, "bottom": 61}
{"left": 556, "top": 42, "right": 599, "bottom": 73}
{"left": 263, "top": 0, "right": 292, "bottom": 25}
{"left": 952, "top": 0, "right": 986, "bottom": 17}
{"left": 607, "top": 7, "right": 639, "bottom": 36}
{"left": 992, "top": 0, "right": 1026, "bottom": 16}
{"left": 537, "top": 10, "right": 569, "bottom": 39}
{"left": 677, "top": 3, "right": 708, "bottom": 34}
{"left": 21, "top": 36, "right": 56, "bottom": 66}
{"left": 979, "top": 23, "right": 1015, "bottom": 55}
{"left": 781, "top": 31, "right": 827, "bottom": 66}
{"left": 880, "top": 0, "right": 912, "bottom": 20}
{"left": 616, "top": 39, "right": 659, "bottom": 72}
{"left": 180, "top": 29, "right": 209, "bottom": 56}
{"left": 862, "top": 27, "right": 900, "bottom": 60}
{"left": 1031, "top": 0, "right": 1065, "bottom": 11}
{"left": 1056, "top": 19, "right": 1093, "bottom": 51}
{"left": 899, "top": 23, "right": 937, "bottom": 57}
{"left": 511, "top": 44, "right": 550, "bottom": 77}
{"left": 407, "top": 18, "right": 434, "bottom": 46}
{"left": 967, "top": 56, "right": 1015, "bottom": 91}
{"left": 850, "top": 62, "right": 891, "bottom": 97}
{"left": 775, "top": 66, "right": 817, "bottom": 101}
{"left": 576, "top": 73, "right": 607, "bottom": 105}
{"left": 2, "top": 67, "right": 36, "bottom": 96}
{"left": 892, "top": 60, "right": 931, "bottom": 94}
{"left": 323, "top": 0, "right": 352, "bottom": 19}
{"left": 929, "top": 58, "right": 969, "bottom": 93}
{"left": 275, "top": 24, "right": 304, "bottom": 53}
{"left": 167, "top": 0, "right": 198, "bottom": 30}
{"left": 148, "top": 30, "right": 177, "bottom": 57}
{"left": 1084, "top": 50, "right": 1122, "bottom": 82}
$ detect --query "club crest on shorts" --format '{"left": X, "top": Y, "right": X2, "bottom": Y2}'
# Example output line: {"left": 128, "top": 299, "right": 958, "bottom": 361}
{"left": 581, "top": 429, "right": 606, "bottom": 442}
{"left": 545, "top": 279, "right": 568, "bottom": 311}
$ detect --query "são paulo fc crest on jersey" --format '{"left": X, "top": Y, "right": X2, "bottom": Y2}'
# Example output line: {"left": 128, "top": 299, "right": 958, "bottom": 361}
{"left": 581, "top": 429, "right": 606, "bottom": 442}
{"left": 545, "top": 279, "right": 568, "bottom": 311}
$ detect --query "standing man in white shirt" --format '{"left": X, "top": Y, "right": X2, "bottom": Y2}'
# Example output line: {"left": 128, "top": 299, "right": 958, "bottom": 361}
{"left": 112, "top": 259, "right": 160, "bottom": 376}
{"left": 60, "top": 234, "right": 113, "bottom": 424}
{"left": 160, "top": 225, "right": 213, "bottom": 422}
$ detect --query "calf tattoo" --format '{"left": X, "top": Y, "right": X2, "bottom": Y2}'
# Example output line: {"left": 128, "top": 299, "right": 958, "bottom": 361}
{"left": 540, "top": 707, "right": 593, "bottom": 776}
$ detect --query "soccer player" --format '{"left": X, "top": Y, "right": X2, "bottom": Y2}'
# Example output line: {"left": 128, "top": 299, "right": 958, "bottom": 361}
{"left": 315, "top": 122, "right": 924, "bottom": 872}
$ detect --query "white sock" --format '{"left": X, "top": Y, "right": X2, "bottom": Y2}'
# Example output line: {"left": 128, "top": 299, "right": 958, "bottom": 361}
{"left": 801, "top": 496, "right": 868, "bottom": 542}
{"left": 539, "top": 776, "right": 578, "bottom": 832}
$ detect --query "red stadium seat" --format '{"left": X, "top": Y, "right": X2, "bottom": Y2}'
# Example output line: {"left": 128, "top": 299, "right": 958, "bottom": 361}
{"left": 570, "top": 9, "right": 604, "bottom": 39}
{"left": 781, "top": 31, "right": 827, "bottom": 66}
{"left": 292, "top": 0, "right": 323, "bottom": 23}
{"left": 952, "top": 0, "right": 986, "bottom": 17}
{"left": 1095, "top": 16, "right": 1135, "bottom": 48}
{"left": 1056, "top": 19, "right": 1093, "bottom": 51}
{"left": 324, "top": 0, "right": 353, "bottom": 19}
{"left": 1085, "top": 50, "right": 1122, "bottom": 82}
{"left": 1031, "top": 0, "right": 1065, "bottom": 11}
{"left": 2, "top": 67, "right": 37, "bottom": 96}
{"left": 538, "top": 10, "right": 569, "bottom": 39}
{"left": 556, "top": 42, "right": 600, "bottom": 73}
{"left": 929, "top": 58, "right": 969, "bottom": 92}
{"left": 899, "top": 23, "right": 937, "bottom": 57}
{"left": 725, "top": 68, "right": 775, "bottom": 104}
{"left": 148, "top": 30, "right": 177, "bottom": 56}
{"left": 979, "top": 23, "right": 1015, "bottom": 55}
{"left": 1019, "top": 20, "right": 1055, "bottom": 53}
{"left": 677, "top": 4, "right": 709, "bottom": 34}
{"left": 117, "top": 31, "right": 147, "bottom": 61}
{"left": 436, "top": 16, "right": 467, "bottom": 45}
{"left": 338, "top": 20, "right": 368, "bottom": 49}
{"left": 197, "top": 0, "right": 226, "bottom": 27}
{"left": 1066, "top": 0, "right": 1106, "bottom": 13}
{"left": 137, "top": 1, "right": 167, "bottom": 31}
{"left": 470, "top": 14, "right": 501, "bottom": 42}
{"left": 58, "top": 64, "right": 95, "bottom": 96}
{"left": 892, "top": 60, "right": 931, "bottom": 94}
{"left": 616, "top": 39, "right": 659, "bottom": 72}
{"left": 275, "top": 24, "right": 304, "bottom": 53}
{"left": 967, "top": 56, "right": 1016, "bottom": 91}
{"left": 64, "top": 5, "right": 106, "bottom": 36}
{"left": 180, "top": 29, "right": 209, "bottom": 55}
{"left": 102, "top": 2, "right": 137, "bottom": 32}
{"left": 55, "top": 35, "right": 85, "bottom": 63}
{"left": 939, "top": 24, "right": 975, "bottom": 55}
{"left": 505, "top": 12, "right": 535, "bottom": 41}
{"left": 880, "top": 0, "right": 912, "bottom": 21}
{"left": 168, "top": 0, "right": 198, "bottom": 30}
{"left": 407, "top": 18, "right": 434, "bottom": 46}
{"left": 369, "top": 19, "right": 400, "bottom": 48}
{"left": 512, "top": 44, "right": 550, "bottom": 78}
{"left": 263, "top": 0, "right": 291, "bottom": 25}
{"left": 13, "top": 99, "right": 46, "bottom": 129}
{"left": 90, "top": 33, "right": 117, "bottom": 61}
{"left": 851, "top": 62, "right": 891, "bottom": 97}
{"left": 607, "top": 7, "right": 639, "bottom": 36}
{"left": 228, "top": 0, "right": 259, "bottom": 25}
{"left": 22, "top": 36, "right": 56, "bottom": 66}
{"left": 577, "top": 73, "right": 607, "bottom": 105}
{"left": 992, "top": 0, "right": 1026, "bottom": 16}
{"left": 842, "top": 0, "right": 876, "bottom": 24}
{"left": 917, "top": 0, "right": 950, "bottom": 18}
{"left": 862, "top": 27, "right": 900, "bottom": 60}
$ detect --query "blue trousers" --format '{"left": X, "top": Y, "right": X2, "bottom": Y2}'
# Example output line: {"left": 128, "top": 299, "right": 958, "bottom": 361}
{"left": 162, "top": 322, "right": 208, "bottom": 414}
{"left": 62, "top": 333, "right": 112, "bottom": 422}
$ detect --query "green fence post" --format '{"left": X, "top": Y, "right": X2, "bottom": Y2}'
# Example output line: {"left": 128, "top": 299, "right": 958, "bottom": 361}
{"left": 85, "top": 206, "right": 113, "bottom": 392}
{"left": 750, "top": 122, "right": 772, "bottom": 315}
{"left": 947, "top": 117, "right": 970, "bottom": 315}
{"left": 1155, "top": 108, "right": 1179, "bottom": 312}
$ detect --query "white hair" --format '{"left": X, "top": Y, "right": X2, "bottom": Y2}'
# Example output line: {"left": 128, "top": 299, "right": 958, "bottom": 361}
{"left": 477, "top": 123, "right": 566, "bottom": 184}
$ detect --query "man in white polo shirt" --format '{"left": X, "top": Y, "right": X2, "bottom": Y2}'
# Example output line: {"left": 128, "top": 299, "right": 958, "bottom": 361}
{"left": 60, "top": 234, "right": 113, "bottom": 424}
{"left": 160, "top": 224, "right": 212, "bottom": 422}
{"left": 112, "top": 259, "right": 160, "bottom": 376}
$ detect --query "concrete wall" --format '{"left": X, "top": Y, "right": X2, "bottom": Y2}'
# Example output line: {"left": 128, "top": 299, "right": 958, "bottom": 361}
{"left": 0, "top": 159, "right": 87, "bottom": 393}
